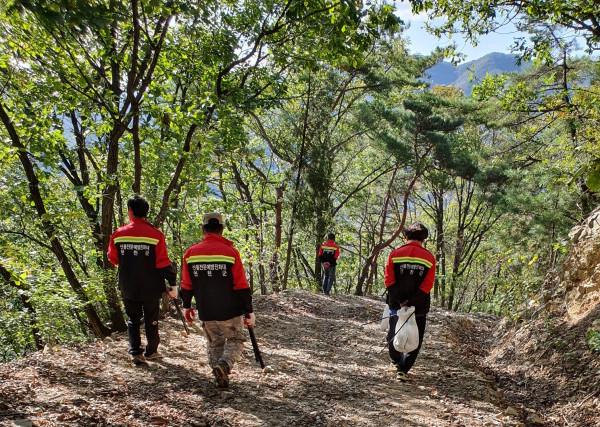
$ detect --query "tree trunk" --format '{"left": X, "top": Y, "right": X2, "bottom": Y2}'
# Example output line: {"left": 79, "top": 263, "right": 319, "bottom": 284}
{"left": 447, "top": 277, "right": 456, "bottom": 311}
{"left": 434, "top": 189, "right": 445, "bottom": 304}
{"left": 100, "top": 10, "right": 129, "bottom": 331}
{"left": 100, "top": 127, "right": 128, "bottom": 332}
{"left": 102, "top": 273, "right": 127, "bottom": 332}
{"left": 365, "top": 257, "right": 378, "bottom": 295}
{"left": 248, "top": 261, "right": 255, "bottom": 293}
{"left": 283, "top": 72, "right": 312, "bottom": 290}
{"left": 440, "top": 250, "right": 447, "bottom": 308}
{"left": 63, "top": 113, "right": 127, "bottom": 331}
{"left": 355, "top": 173, "right": 417, "bottom": 295}
{"left": 230, "top": 160, "right": 267, "bottom": 293}
{"left": 0, "top": 263, "right": 44, "bottom": 351}
{"left": 269, "top": 186, "right": 284, "bottom": 293}
{"left": 292, "top": 251, "right": 304, "bottom": 289}
{"left": 132, "top": 110, "right": 142, "bottom": 194}
{"left": 282, "top": 216, "right": 296, "bottom": 291}
{"left": 0, "top": 102, "right": 111, "bottom": 338}
{"left": 314, "top": 235, "right": 324, "bottom": 288}
{"left": 447, "top": 228, "right": 465, "bottom": 310}
{"left": 153, "top": 124, "right": 197, "bottom": 229}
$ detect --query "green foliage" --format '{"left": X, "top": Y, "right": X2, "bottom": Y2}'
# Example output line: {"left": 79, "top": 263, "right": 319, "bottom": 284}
{"left": 1, "top": 0, "right": 599, "bottom": 362}
{"left": 586, "top": 330, "right": 600, "bottom": 353}
{"left": 582, "top": 151, "right": 600, "bottom": 193}
{"left": 0, "top": 293, "right": 36, "bottom": 361}
{"left": 0, "top": 0, "right": 410, "bottom": 359}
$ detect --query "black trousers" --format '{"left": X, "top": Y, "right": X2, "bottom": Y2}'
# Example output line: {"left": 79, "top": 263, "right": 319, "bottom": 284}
{"left": 387, "top": 313, "right": 427, "bottom": 374}
{"left": 322, "top": 265, "right": 336, "bottom": 294}
{"left": 123, "top": 297, "right": 160, "bottom": 356}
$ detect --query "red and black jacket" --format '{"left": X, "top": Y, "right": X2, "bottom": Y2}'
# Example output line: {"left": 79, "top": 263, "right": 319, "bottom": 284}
{"left": 108, "top": 217, "right": 175, "bottom": 300}
{"left": 318, "top": 240, "right": 340, "bottom": 266}
{"left": 384, "top": 241, "right": 436, "bottom": 315}
{"left": 180, "top": 233, "right": 252, "bottom": 321}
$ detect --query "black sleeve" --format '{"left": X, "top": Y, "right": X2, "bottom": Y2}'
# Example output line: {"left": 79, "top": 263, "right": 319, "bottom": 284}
{"left": 386, "top": 283, "right": 402, "bottom": 310}
{"left": 179, "top": 288, "right": 194, "bottom": 309}
{"left": 158, "top": 263, "right": 177, "bottom": 287}
{"left": 407, "top": 289, "right": 428, "bottom": 309}
{"left": 235, "top": 288, "right": 253, "bottom": 314}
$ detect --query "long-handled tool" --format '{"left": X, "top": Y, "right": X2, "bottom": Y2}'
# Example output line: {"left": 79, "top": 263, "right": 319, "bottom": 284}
{"left": 172, "top": 298, "right": 190, "bottom": 335}
{"left": 247, "top": 325, "right": 265, "bottom": 368}
{"left": 165, "top": 261, "right": 189, "bottom": 335}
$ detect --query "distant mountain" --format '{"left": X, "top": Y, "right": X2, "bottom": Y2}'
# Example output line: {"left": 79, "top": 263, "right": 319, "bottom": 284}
{"left": 424, "top": 52, "right": 528, "bottom": 94}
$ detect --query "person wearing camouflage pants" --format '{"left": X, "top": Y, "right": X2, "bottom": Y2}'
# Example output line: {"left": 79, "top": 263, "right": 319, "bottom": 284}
{"left": 180, "top": 212, "right": 255, "bottom": 387}
{"left": 202, "top": 316, "right": 246, "bottom": 370}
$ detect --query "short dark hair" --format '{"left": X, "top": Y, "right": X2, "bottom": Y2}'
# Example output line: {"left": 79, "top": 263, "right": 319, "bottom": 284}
{"left": 402, "top": 222, "right": 428, "bottom": 242}
{"left": 328, "top": 233, "right": 335, "bottom": 240}
{"left": 127, "top": 196, "right": 149, "bottom": 218}
{"left": 203, "top": 219, "right": 224, "bottom": 234}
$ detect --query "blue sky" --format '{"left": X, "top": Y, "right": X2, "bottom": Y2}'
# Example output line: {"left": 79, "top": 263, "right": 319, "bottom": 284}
{"left": 393, "top": 1, "right": 593, "bottom": 63}
{"left": 393, "top": 1, "right": 524, "bottom": 62}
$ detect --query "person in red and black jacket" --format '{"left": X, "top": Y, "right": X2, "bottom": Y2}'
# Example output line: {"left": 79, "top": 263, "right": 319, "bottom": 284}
{"left": 180, "top": 213, "right": 254, "bottom": 388}
{"left": 384, "top": 222, "right": 436, "bottom": 381}
{"left": 108, "top": 196, "right": 177, "bottom": 365}
{"left": 318, "top": 233, "right": 340, "bottom": 295}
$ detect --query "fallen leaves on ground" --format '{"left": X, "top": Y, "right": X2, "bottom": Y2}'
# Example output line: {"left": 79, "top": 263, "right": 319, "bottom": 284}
{"left": 0, "top": 290, "right": 597, "bottom": 426}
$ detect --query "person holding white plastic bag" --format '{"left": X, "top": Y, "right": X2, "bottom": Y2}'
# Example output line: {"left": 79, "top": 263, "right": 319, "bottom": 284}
{"left": 384, "top": 222, "right": 435, "bottom": 381}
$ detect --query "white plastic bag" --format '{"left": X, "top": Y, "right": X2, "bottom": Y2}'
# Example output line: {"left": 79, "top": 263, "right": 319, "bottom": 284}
{"left": 392, "top": 306, "right": 419, "bottom": 353}
{"left": 379, "top": 304, "right": 390, "bottom": 332}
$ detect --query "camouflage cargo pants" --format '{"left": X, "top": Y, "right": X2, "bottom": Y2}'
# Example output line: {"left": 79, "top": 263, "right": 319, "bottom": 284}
{"left": 202, "top": 315, "right": 246, "bottom": 369}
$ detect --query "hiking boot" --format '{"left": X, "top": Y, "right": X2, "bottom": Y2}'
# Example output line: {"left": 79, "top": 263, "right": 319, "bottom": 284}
{"left": 145, "top": 352, "right": 162, "bottom": 360}
{"left": 213, "top": 361, "right": 230, "bottom": 388}
{"left": 396, "top": 370, "right": 408, "bottom": 382}
{"left": 131, "top": 354, "right": 147, "bottom": 365}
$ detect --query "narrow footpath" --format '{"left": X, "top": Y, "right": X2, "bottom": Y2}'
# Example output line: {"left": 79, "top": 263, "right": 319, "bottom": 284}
{"left": 0, "top": 290, "right": 548, "bottom": 426}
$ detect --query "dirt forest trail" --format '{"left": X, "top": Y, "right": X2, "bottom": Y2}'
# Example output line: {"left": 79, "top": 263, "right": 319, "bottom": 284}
{"left": 1, "top": 290, "right": 533, "bottom": 426}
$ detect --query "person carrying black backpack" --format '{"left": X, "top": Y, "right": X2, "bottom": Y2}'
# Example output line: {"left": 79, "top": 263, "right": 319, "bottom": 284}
{"left": 318, "top": 233, "right": 340, "bottom": 295}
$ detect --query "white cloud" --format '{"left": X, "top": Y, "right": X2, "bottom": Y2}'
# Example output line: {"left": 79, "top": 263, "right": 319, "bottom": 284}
{"left": 393, "top": 0, "right": 428, "bottom": 23}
